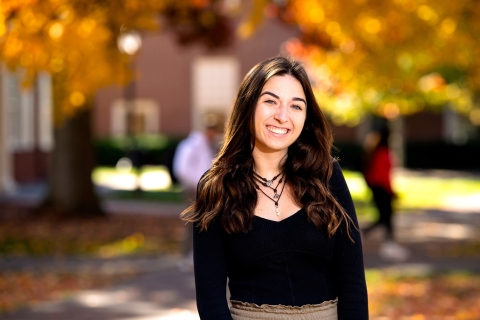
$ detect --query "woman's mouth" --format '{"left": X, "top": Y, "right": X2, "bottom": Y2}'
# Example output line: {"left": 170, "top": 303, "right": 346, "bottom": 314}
{"left": 267, "top": 126, "right": 289, "bottom": 135}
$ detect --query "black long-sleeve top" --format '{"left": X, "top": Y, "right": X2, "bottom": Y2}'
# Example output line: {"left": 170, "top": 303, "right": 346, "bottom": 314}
{"left": 193, "top": 162, "right": 368, "bottom": 319}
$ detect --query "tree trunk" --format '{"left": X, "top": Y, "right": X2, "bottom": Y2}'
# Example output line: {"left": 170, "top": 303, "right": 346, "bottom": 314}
{"left": 40, "top": 106, "right": 104, "bottom": 218}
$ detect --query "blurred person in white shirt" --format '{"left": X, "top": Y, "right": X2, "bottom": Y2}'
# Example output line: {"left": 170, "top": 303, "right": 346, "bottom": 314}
{"left": 173, "top": 113, "right": 223, "bottom": 270}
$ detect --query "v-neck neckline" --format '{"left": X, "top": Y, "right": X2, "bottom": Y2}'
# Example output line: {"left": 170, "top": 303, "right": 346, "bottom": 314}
{"left": 254, "top": 208, "right": 304, "bottom": 223}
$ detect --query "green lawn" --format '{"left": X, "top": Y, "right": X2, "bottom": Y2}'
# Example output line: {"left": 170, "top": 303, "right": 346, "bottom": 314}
{"left": 92, "top": 165, "right": 184, "bottom": 202}
{"left": 343, "top": 170, "right": 480, "bottom": 220}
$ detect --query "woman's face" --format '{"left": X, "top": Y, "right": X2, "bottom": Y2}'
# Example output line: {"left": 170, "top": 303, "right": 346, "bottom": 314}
{"left": 253, "top": 75, "right": 307, "bottom": 155}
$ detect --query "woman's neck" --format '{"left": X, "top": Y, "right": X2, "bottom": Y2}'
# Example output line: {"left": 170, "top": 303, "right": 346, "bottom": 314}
{"left": 252, "top": 149, "right": 287, "bottom": 178}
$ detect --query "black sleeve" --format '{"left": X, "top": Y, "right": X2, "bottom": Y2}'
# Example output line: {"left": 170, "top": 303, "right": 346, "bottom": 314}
{"left": 329, "top": 161, "right": 369, "bottom": 319}
{"left": 193, "top": 217, "right": 233, "bottom": 319}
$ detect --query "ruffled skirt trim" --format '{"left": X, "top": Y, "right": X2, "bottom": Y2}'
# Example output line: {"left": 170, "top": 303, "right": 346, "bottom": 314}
{"left": 230, "top": 298, "right": 338, "bottom": 320}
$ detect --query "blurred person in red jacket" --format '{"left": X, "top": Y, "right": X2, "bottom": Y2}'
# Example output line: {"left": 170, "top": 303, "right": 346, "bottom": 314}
{"left": 361, "top": 125, "right": 409, "bottom": 261}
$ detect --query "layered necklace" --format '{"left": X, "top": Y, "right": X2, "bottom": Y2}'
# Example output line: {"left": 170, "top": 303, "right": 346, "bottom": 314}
{"left": 253, "top": 171, "right": 287, "bottom": 216}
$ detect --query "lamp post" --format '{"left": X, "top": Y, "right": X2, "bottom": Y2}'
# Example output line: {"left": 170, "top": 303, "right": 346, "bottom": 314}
{"left": 117, "top": 28, "right": 143, "bottom": 191}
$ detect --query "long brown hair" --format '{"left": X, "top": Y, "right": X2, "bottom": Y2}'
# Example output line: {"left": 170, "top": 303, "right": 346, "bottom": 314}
{"left": 181, "top": 56, "right": 354, "bottom": 239}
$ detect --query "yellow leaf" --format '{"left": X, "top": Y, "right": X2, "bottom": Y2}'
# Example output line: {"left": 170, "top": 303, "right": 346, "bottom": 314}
{"left": 48, "top": 22, "right": 64, "bottom": 39}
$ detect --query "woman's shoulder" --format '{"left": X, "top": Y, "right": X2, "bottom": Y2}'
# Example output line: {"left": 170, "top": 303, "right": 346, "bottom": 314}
{"left": 328, "top": 160, "right": 349, "bottom": 192}
{"left": 331, "top": 159, "right": 343, "bottom": 177}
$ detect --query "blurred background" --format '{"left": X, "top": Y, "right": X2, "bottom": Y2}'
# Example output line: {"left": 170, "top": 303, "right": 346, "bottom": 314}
{"left": 1, "top": 0, "right": 479, "bottom": 319}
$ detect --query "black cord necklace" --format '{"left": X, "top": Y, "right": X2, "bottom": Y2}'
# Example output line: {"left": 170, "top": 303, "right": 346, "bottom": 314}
{"left": 254, "top": 172, "right": 287, "bottom": 216}
{"left": 253, "top": 171, "right": 282, "bottom": 187}
{"left": 253, "top": 172, "right": 283, "bottom": 199}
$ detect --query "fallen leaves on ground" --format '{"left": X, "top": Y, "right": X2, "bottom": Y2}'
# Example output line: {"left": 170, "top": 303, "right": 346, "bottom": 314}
{"left": 1, "top": 205, "right": 480, "bottom": 318}
{"left": 367, "top": 270, "right": 480, "bottom": 319}
{"left": 0, "top": 208, "right": 186, "bottom": 314}
{"left": 0, "top": 210, "right": 184, "bottom": 256}
{"left": 0, "top": 270, "right": 138, "bottom": 314}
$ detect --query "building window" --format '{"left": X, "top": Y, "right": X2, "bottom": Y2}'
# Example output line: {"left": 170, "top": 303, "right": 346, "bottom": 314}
{"left": 110, "top": 99, "right": 159, "bottom": 136}
{"left": 192, "top": 56, "right": 240, "bottom": 130}
{"left": 5, "top": 71, "right": 35, "bottom": 152}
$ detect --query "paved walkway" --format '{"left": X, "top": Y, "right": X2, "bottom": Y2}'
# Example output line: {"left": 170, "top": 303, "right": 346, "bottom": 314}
{"left": 0, "top": 257, "right": 198, "bottom": 320}
{"left": 1, "top": 181, "right": 480, "bottom": 319}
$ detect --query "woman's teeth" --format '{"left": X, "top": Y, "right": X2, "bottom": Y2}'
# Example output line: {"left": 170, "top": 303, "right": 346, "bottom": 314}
{"left": 268, "top": 126, "right": 288, "bottom": 134}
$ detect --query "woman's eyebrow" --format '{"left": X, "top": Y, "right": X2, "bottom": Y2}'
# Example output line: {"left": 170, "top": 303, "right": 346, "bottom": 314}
{"left": 259, "top": 91, "right": 279, "bottom": 99}
{"left": 293, "top": 97, "right": 307, "bottom": 105}
{"left": 260, "top": 91, "right": 306, "bottom": 105}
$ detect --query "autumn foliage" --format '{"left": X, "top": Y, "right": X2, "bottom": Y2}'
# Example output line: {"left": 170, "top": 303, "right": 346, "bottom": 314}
{"left": 242, "top": 0, "right": 480, "bottom": 126}
{"left": 0, "top": 0, "right": 233, "bottom": 124}
{"left": 4, "top": 1, "right": 479, "bottom": 126}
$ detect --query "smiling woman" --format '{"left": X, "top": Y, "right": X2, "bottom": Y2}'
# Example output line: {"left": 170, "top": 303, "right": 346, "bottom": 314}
{"left": 253, "top": 75, "right": 307, "bottom": 155}
{"left": 180, "top": 56, "right": 368, "bottom": 319}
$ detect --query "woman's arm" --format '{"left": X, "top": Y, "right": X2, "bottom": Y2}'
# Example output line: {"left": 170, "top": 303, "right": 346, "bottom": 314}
{"left": 193, "top": 218, "right": 233, "bottom": 319}
{"left": 330, "top": 162, "right": 369, "bottom": 319}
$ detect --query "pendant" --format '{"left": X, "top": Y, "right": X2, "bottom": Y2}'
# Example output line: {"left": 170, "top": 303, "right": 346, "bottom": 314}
{"left": 266, "top": 180, "right": 273, "bottom": 187}
{"left": 275, "top": 207, "right": 280, "bottom": 216}
{"left": 274, "top": 193, "right": 280, "bottom": 199}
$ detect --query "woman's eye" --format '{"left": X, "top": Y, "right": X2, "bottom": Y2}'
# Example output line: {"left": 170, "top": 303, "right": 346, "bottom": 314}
{"left": 265, "top": 99, "right": 276, "bottom": 104}
{"left": 292, "top": 104, "right": 302, "bottom": 110}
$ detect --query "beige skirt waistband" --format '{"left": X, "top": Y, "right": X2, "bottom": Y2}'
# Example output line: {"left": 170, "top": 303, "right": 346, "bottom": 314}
{"left": 230, "top": 298, "right": 338, "bottom": 320}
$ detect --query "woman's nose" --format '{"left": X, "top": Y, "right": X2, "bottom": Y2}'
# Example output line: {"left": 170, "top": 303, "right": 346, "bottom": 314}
{"left": 274, "top": 104, "right": 288, "bottom": 123}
